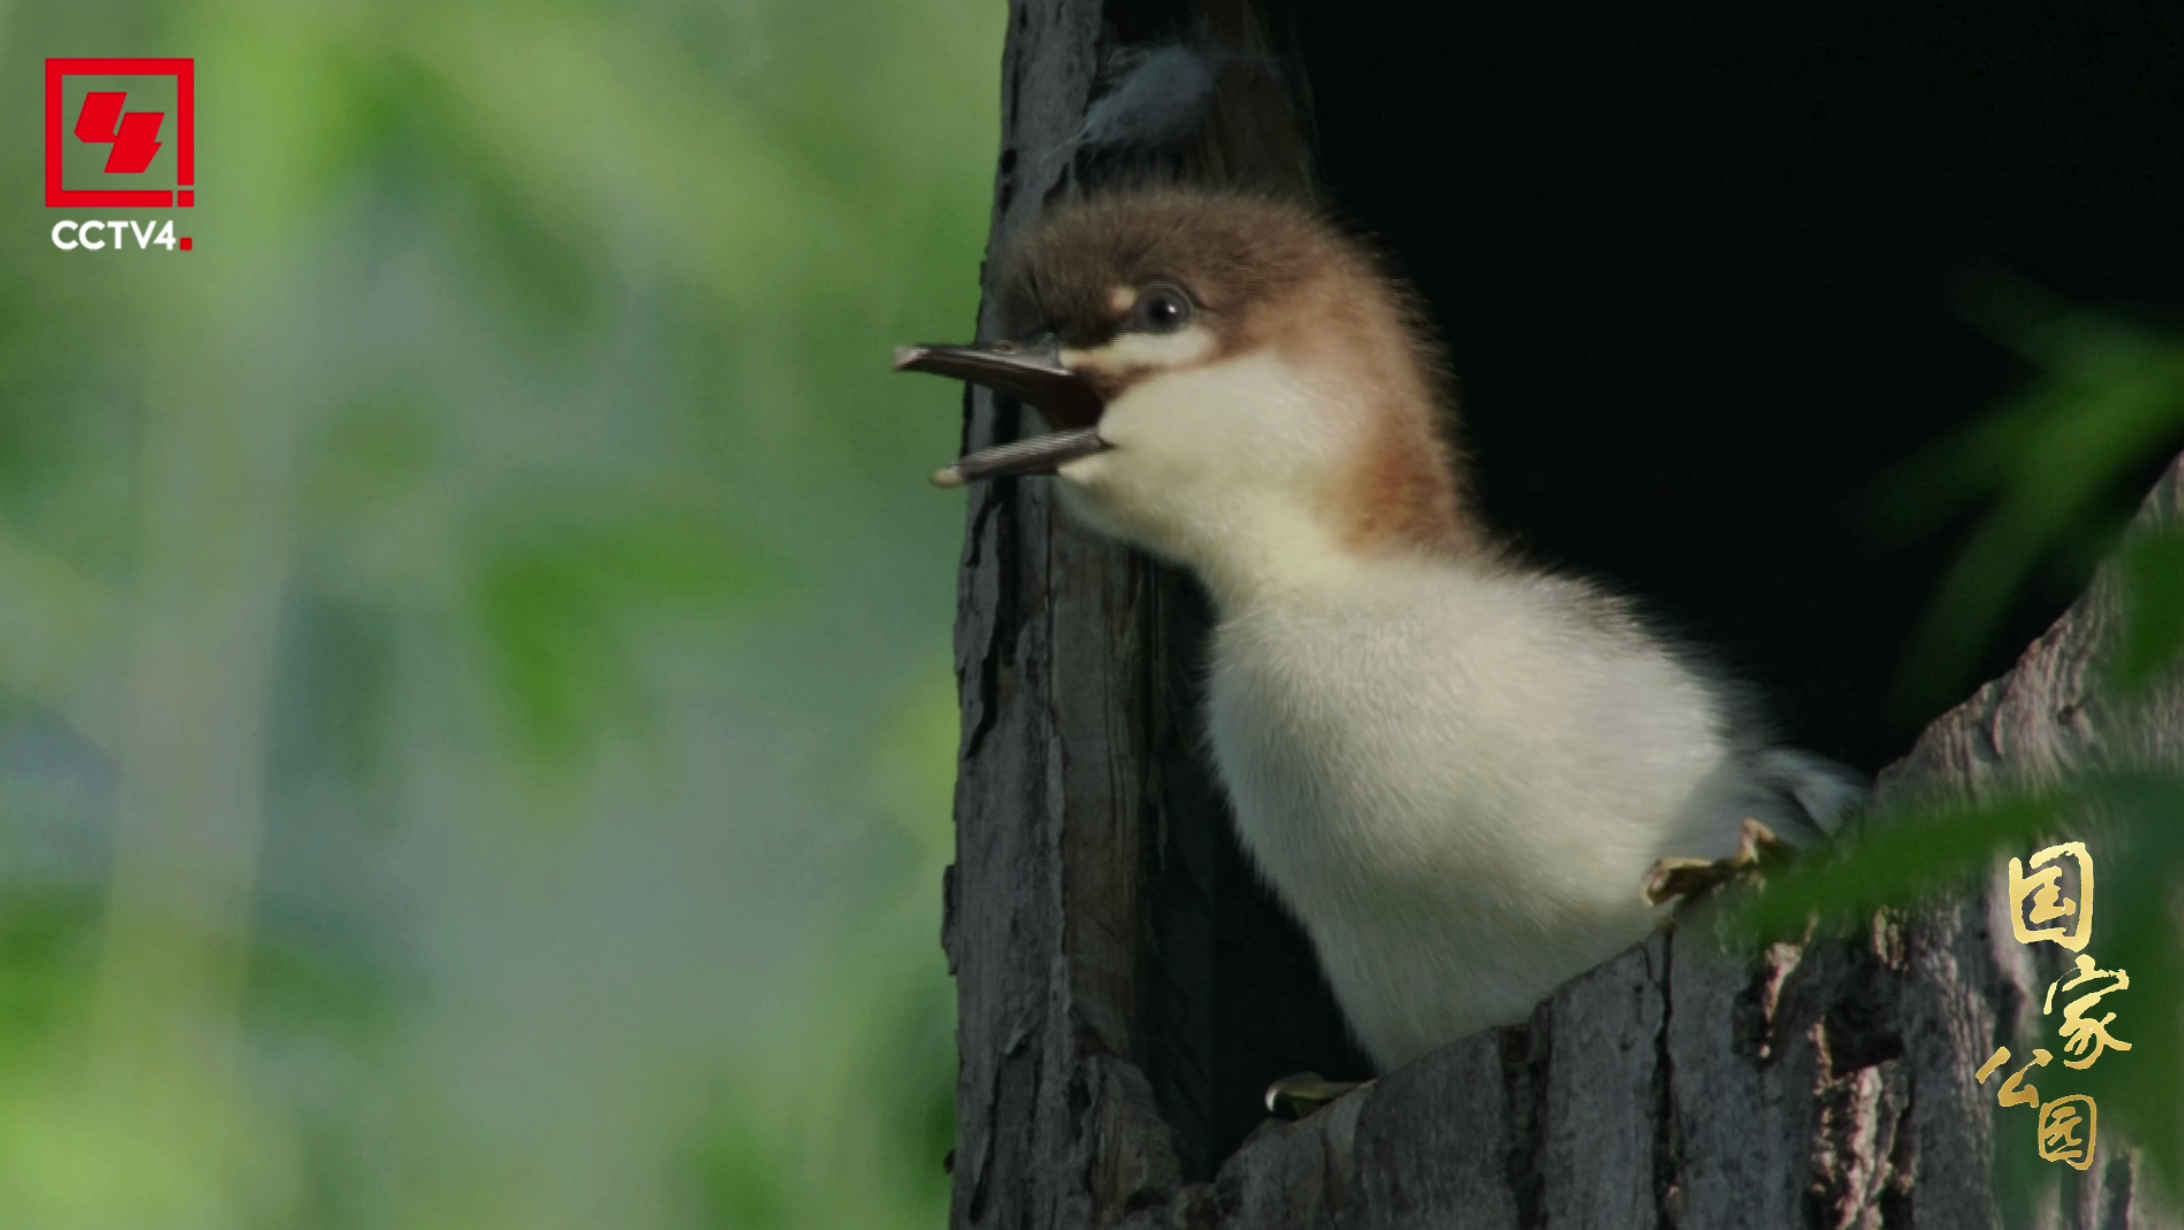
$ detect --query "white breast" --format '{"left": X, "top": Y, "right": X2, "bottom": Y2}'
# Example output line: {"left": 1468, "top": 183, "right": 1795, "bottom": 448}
{"left": 1205, "top": 557, "right": 1770, "bottom": 1069}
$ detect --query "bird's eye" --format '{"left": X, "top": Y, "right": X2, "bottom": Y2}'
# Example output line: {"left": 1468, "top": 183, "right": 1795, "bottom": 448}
{"left": 1129, "top": 284, "right": 1195, "bottom": 334}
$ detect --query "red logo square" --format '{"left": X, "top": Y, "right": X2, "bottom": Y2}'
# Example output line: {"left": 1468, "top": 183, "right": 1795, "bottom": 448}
{"left": 46, "top": 58, "right": 194, "bottom": 208}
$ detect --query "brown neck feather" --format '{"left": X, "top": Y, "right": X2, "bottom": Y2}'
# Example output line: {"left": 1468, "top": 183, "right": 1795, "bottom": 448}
{"left": 1343, "top": 398, "right": 1481, "bottom": 557}
{"left": 1264, "top": 274, "right": 1483, "bottom": 558}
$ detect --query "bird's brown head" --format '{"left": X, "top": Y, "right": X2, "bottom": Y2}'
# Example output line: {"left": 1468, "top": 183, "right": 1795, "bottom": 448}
{"left": 897, "top": 188, "right": 1480, "bottom": 598}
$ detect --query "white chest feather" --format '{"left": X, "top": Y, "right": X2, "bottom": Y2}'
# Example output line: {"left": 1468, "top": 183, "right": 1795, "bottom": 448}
{"left": 1204, "top": 560, "right": 1755, "bottom": 1069}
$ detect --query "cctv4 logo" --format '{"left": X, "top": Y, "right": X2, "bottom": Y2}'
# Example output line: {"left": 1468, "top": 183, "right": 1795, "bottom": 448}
{"left": 54, "top": 218, "right": 183, "bottom": 252}
{"left": 45, "top": 58, "right": 196, "bottom": 252}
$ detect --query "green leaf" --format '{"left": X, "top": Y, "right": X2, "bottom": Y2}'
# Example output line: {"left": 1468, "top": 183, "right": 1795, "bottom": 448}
{"left": 2114, "top": 527, "right": 2184, "bottom": 694}
{"left": 1872, "top": 279, "right": 2184, "bottom": 716}
{"left": 470, "top": 492, "right": 779, "bottom": 761}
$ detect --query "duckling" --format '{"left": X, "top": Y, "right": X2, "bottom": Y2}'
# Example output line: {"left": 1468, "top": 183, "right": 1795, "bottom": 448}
{"left": 898, "top": 188, "right": 1864, "bottom": 1074}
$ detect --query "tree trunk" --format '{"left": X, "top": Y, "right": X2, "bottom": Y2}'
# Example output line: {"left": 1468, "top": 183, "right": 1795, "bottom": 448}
{"left": 942, "top": 3, "right": 2184, "bottom": 1225}
{"left": 942, "top": 3, "right": 1332, "bottom": 1223}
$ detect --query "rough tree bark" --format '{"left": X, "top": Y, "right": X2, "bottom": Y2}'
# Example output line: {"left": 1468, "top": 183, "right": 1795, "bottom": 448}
{"left": 942, "top": 3, "right": 1325, "bottom": 1223}
{"left": 941, "top": 3, "right": 2184, "bottom": 1226}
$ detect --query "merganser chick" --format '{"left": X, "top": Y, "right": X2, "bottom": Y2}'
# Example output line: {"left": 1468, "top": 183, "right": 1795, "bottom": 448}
{"left": 896, "top": 188, "right": 1864, "bottom": 1072}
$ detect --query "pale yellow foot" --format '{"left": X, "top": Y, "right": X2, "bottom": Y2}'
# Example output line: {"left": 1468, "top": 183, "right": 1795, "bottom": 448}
{"left": 1642, "top": 817, "right": 1796, "bottom": 907}
{"left": 1263, "top": 1071, "right": 1367, "bottom": 1120}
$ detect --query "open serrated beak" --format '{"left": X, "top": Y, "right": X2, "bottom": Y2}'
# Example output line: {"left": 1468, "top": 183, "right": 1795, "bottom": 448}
{"left": 893, "top": 338, "right": 1109, "bottom": 487}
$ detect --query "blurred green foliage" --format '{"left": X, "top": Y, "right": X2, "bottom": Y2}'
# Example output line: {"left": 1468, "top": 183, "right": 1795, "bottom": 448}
{"left": 0, "top": 1, "right": 999, "bottom": 1227}
{"left": 1873, "top": 276, "right": 2184, "bottom": 717}
{"left": 1737, "top": 290, "right": 2184, "bottom": 1207}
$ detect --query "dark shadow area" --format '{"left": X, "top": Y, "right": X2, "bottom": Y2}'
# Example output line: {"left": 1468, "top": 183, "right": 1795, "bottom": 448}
{"left": 1297, "top": 0, "right": 2184, "bottom": 771}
